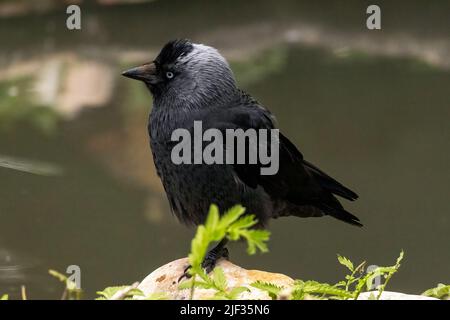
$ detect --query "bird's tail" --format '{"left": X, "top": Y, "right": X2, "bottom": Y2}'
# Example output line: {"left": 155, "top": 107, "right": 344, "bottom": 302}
{"left": 303, "top": 160, "right": 358, "bottom": 201}
{"left": 317, "top": 200, "right": 363, "bottom": 227}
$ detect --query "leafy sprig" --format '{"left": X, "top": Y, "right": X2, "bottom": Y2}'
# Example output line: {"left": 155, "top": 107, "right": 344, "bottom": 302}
{"left": 181, "top": 204, "right": 270, "bottom": 299}
{"left": 48, "top": 269, "right": 82, "bottom": 300}
{"left": 422, "top": 283, "right": 450, "bottom": 300}
{"left": 252, "top": 251, "right": 404, "bottom": 300}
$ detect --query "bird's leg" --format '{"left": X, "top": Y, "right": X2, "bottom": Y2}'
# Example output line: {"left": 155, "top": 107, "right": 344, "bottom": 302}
{"left": 179, "top": 239, "right": 229, "bottom": 282}
{"left": 202, "top": 239, "right": 229, "bottom": 273}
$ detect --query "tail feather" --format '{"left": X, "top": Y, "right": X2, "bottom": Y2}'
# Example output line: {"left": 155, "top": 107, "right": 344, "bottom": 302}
{"left": 303, "top": 160, "right": 358, "bottom": 201}
{"left": 317, "top": 202, "right": 363, "bottom": 227}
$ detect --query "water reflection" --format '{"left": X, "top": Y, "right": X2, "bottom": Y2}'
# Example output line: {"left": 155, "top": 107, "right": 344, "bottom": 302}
{"left": 0, "top": 0, "right": 449, "bottom": 299}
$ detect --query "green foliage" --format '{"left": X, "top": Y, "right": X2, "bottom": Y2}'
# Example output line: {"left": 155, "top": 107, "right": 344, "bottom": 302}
{"left": 1, "top": 294, "right": 8, "bottom": 300}
{"left": 145, "top": 292, "right": 169, "bottom": 300}
{"left": 337, "top": 254, "right": 354, "bottom": 272}
{"left": 251, "top": 281, "right": 284, "bottom": 299}
{"left": 48, "top": 269, "right": 82, "bottom": 300}
{"left": 188, "top": 204, "right": 269, "bottom": 274}
{"left": 178, "top": 267, "right": 250, "bottom": 300}
{"left": 292, "top": 280, "right": 354, "bottom": 300}
{"left": 422, "top": 284, "right": 450, "bottom": 300}
{"left": 251, "top": 251, "right": 404, "bottom": 300}
{"left": 96, "top": 285, "right": 168, "bottom": 300}
{"left": 180, "top": 204, "right": 269, "bottom": 299}
{"left": 96, "top": 286, "right": 145, "bottom": 300}
{"left": 370, "top": 250, "right": 404, "bottom": 300}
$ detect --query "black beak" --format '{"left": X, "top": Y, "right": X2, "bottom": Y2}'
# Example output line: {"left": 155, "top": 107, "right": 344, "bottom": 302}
{"left": 122, "top": 62, "right": 157, "bottom": 82}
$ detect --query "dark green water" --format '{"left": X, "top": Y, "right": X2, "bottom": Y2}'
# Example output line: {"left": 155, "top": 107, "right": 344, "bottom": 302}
{"left": 0, "top": 0, "right": 449, "bottom": 299}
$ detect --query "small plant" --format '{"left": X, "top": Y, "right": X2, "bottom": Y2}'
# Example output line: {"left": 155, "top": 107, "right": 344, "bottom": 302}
{"left": 178, "top": 204, "right": 270, "bottom": 299}
{"left": 250, "top": 252, "right": 404, "bottom": 300}
{"left": 422, "top": 283, "right": 450, "bottom": 300}
{"left": 96, "top": 284, "right": 167, "bottom": 300}
{"left": 97, "top": 284, "right": 144, "bottom": 300}
{"left": 48, "top": 269, "right": 83, "bottom": 300}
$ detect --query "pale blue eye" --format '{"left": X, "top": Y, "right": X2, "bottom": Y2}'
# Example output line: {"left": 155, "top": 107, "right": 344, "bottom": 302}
{"left": 166, "top": 71, "right": 174, "bottom": 79}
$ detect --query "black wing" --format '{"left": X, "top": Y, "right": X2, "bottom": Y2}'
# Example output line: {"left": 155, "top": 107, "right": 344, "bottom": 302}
{"left": 202, "top": 95, "right": 361, "bottom": 227}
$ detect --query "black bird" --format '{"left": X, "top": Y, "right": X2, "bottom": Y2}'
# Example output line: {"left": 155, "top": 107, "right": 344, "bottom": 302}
{"left": 122, "top": 39, "right": 361, "bottom": 273}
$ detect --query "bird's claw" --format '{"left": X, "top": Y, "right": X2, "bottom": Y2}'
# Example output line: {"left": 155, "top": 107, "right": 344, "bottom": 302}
{"left": 178, "top": 247, "right": 229, "bottom": 283}
{"left": 178, "top": 265, "right": 192, "bottom": 282}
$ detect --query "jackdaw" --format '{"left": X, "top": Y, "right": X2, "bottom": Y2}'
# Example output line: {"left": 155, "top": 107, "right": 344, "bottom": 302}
{"left": 122, "top": 39, "right": 361, "bottom": 274}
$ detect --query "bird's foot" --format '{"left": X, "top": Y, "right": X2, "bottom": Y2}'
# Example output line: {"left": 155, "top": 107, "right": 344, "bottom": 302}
{"left": 178, "top": 247, "right": 229, "bottom": 282}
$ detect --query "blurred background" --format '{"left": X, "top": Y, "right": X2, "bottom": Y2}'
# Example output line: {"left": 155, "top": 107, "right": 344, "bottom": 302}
{"left": 0, "top": 0, "right": 449, "bottom": 299}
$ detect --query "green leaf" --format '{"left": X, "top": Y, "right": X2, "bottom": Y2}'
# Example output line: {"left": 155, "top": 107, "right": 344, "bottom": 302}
{"left": 422, "top": 283, "right": 450, "bottom": 299}
{"left": 337, "top": 255, "right": 354, "bottom": 272}
{"left": 127, "top": 289, "right": 145, "bottom": 297}
{"left": 96, "top": 286, "right": 143, "bottom": 300}
{"left": 396, "top": 250, "right": 405, "bottom": 266}
{"left": 48, "top": 269, "right": 67, "bottom": 282}
{"left": 291, "top": 290, "right": 306, "bottom": 300}
{"left": 227, "top": 287, "right": 249, "bottom": 299}
{"left": 251, "top": 281, "right": 283, "bottom": 299}
{"left": 212, "top": 292, "right": 229, "bottom": 300}
{"left": 300, "top": 280, "right": 354, "bottom": 299}
{"left": 204, "top": 204, "right": 221, "bottom": 240}
{"left": 188, "top": 225, "right": 209, "bottom": 270}
{"left": 96, "top": 286, "right": 128, "bottom": 299}
{"left": 230, "top": 214, "right": 258, "bottom": 231}
{"left": 365, "top": 271, "right": 382, "bottom": 291}
{"left": 178, "top": 279, "right": 194, "bottom": 290}
{"left": 241, "top": 229, "right": 270, "bottom": 255}
{"left": 145, "top": 292, "right": 168, "bottom": 300}
{"left": 178, "top": 279, "right": 213, "bottom": 290}
{"left": 212, "top": 267, "right": 227, "bottom": 291}
{"left": 48, "top": 269, "right": 79, "bottom": 293}
{"left": 217, "top": 205, "right": 246, "bottom": 231}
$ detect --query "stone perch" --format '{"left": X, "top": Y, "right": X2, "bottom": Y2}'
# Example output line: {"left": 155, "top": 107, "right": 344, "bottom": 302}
{"left": 136, "top": 258, "right": 437, "bottom": 300}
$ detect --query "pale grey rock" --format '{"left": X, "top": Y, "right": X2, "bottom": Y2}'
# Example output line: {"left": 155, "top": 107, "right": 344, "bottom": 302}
{"left": 137, "top": 257, "right": 294, "bottom": 300}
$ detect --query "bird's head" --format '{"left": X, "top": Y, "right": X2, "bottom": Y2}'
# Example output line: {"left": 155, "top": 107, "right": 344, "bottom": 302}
{"left": 122, "top": 39, "right": 237, "bottom": 108}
